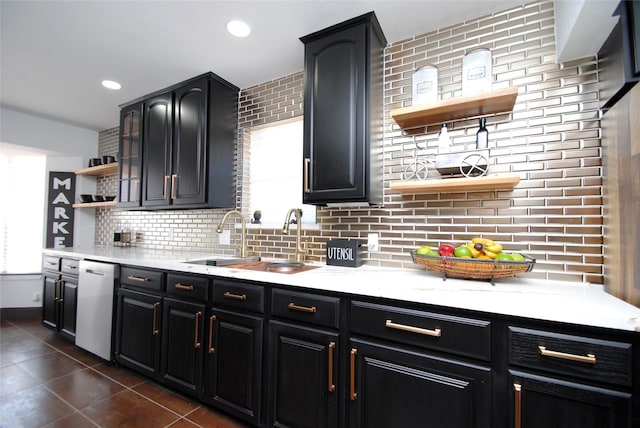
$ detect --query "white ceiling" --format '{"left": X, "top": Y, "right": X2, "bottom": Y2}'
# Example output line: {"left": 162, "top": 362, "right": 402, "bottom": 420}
{"left": 1, "top": 0, "right": 528, "bottom": 131}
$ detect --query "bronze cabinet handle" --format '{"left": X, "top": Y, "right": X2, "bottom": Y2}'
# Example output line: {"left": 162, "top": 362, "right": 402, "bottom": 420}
{"left": 46, "top": 261, "right": 57, "bottom": 266}
{"left": 163, "top": 175, "right": 169, "bottom": 200}
{"left": 152, "top": 302, "right": 160, "bottom": 335}
{"left": 134, "top": 179, "right": 139, "bottom": 202}
{"left": 350, "top": 348, "right": 358, "bottom": 400}
{"left": 171, "top": 174, "right": 177, "bottom": 200}
{"left": 127, "top": 275, "right": 149, "bottom": 283}
{"left": 514, "top": 383, "right": 522, "bottom": 428}
{"left": 194, "top": 311, "right": 202, "bottom": 349}
{"left": 208, "top": 315, "right": 216, "bottom": 354}
{"left": 63, "top": 265, "right": 77, "bottom": 269}
{"left": 304, "top": 158, "right": 311, "bottom": 193}
{"left": 538, "top": 346, "right": 596, "bottom": 364}
{"left": 328, "top": 342, "right": 336, "bottom": 392}
{"left": 223, "top": 291, "right": 247, "bottom": 301}
{"left": 385, "top": 320, "right": 441, "bottom": 337}
{"left": 174, "top": 283, "right": 194, "bottom": 291}
{"left": 288, "top": 302, "right": 317, "bottom": 313}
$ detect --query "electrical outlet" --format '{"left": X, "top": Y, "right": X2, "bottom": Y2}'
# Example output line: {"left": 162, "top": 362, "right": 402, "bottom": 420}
{"left": 219, "top": 229, "right": 231, "bottom": 245}
{"left": 32, "top": 292, "right": 40, "bottom": 302}
{"left": 168, "top": 228, "right": 174, "bottom": 241}
{"left": 367, "top": 233, "right": 379, "bottom": 252}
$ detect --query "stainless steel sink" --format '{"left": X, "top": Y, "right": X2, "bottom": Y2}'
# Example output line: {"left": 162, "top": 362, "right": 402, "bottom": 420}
{"left": 184, "top": 255, "right": 260, "bottom": 266}
{"left": 264, "top": 262, "right": 306, "bottom": 273}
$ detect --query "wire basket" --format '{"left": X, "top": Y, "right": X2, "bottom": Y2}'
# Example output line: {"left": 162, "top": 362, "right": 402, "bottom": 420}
{"left": 411, "top": 250, "right": 535, "bottom": 284}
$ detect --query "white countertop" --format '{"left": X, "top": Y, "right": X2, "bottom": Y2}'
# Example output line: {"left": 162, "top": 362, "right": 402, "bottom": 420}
{"left": 44, "top": 246, "right": 640, "bottom": 333}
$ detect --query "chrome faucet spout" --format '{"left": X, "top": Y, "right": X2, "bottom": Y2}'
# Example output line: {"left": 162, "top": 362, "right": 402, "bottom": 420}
{"left": 283, "top": 208, "right": 306, "bottom": 263}
{"left": 216, "top": 210, "right": 247, "bottom": 258}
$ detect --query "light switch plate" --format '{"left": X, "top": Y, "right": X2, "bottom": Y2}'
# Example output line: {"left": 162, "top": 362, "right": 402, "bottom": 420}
{"left": 219, "top": 229, "right": 231, "bottom": 245}
{"left": 367, "top": 233, "right": 379, "bottom": 252}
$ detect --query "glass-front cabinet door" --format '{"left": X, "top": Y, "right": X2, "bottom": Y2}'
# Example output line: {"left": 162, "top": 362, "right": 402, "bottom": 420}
{"left": 118, "top": 102, "right": 143, "bottom": 208}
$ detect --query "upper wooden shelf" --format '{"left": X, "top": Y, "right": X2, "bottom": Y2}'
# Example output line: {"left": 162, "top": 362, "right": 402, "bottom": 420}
{"left": 72, "top": 201, "right": 117, "bottom": 209}
{"left": 391, "top": 86, "right": 519, "bottom": 130}
{"left": 390, "top": 173, "right": 521, "bottom": 194}
{"left": 75, "top": 162, "right": 119, "bottom": 176}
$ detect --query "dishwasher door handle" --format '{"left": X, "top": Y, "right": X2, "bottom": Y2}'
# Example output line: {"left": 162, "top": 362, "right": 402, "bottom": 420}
{"left": 84, "top": 269, "right": 105, "bottom": 276}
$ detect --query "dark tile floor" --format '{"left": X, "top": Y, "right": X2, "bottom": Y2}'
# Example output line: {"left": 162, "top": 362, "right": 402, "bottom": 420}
{"left": 0, "top": 315, "right": 251, "bottom": 427}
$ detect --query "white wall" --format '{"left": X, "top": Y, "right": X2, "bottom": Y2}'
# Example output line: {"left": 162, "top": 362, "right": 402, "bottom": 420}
{"left": 0, "top": 107, "right": 99, "bottom": 308}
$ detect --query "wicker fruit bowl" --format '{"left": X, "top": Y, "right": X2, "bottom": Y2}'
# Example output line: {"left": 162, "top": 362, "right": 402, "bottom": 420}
{"left": 411, "top": 250, "right": 535, "bottom": 283}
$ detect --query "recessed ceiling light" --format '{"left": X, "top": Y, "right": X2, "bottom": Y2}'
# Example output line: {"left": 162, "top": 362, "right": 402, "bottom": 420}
{"left": 226, "top": 20, "right": 251, "bottom": 37}
{"left": 101, "top": 80, "right": 121, "bottom": 90}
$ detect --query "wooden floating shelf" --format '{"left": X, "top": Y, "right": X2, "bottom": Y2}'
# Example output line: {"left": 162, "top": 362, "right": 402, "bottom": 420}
{"left": 391, "top": 86, "right": 519, "bottom": 130}
{"left": 72, "top": 201, "right": 117, "bottom": 209}
{"left": 390, "top": 173, "right": 521, "bottom": 194}
{"left": 75, "top": 162, "right": 119, "bottom": 176}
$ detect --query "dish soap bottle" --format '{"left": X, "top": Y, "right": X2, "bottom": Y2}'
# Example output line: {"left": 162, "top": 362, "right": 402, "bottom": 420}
{"left": 476, "top": 118, "right": 488, "bottom": 149}
{"left": 438, "top": 124, "right": 449, "bottom": 153}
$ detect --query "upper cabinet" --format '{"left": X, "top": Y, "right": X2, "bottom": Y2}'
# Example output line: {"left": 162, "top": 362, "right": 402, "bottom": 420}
{"left": 300, "top": 12, "right": 386, "bottom": 206}
{"left": 119, "top": 72, "right": 238, "bottom": 210}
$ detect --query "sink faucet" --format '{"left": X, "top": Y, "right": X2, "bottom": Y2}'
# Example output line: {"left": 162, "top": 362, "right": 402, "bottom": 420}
{"left": 216, "top": 210, "right": 247, "bottom": 258}
{"left": 282, "top": 208, "right": 307, "bottom": 263}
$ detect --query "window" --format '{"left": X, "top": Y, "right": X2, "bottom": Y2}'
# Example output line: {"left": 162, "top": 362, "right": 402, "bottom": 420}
{"left": 249, "top": 119, "right": 316, "bottom": 225}
{"left": 0, "top": 145, "right": 46, "bottom": 274}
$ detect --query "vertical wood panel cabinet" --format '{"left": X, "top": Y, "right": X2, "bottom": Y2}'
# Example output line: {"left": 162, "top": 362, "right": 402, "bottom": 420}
{"left": 118, "top": 72, "right": 238, "bottom": 210}
{"left": 118, "top": 102, "right": 143, "bottom": 208}
{"left": 42, "top": 256, "right": 78, "bottom": 342}
{"left": 300, "top": 12, "right": 386, "bottom": 206}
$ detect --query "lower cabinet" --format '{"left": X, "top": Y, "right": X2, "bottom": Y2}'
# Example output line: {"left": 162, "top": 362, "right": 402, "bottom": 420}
{"left": 267, "top": 320, "right": 339, "bottom": 428}
{"left": 204, "top": 307, "right": 263, "bottom": 425}
{"left": 42, "top": 256, "right": 78, "bottom": 342}
{"left": 115, "top": 288, "right": 163, "bottom": 380}
{"left": 509, "top": 370, "right": 632, "bottom": 428}
{"left": 161, "top": 297, "right": 205, "bottom": 398}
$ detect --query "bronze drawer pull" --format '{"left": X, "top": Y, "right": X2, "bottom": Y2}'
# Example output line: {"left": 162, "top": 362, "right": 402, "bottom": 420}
{"left": 514, "top": 383, "right": 522, "bottom": 428}
{"left": 46, "top": 261, "right": 57, "bottom": 266}
{"left": 127, "top": 275, "right": 149, "bottom": 283}
{"left": 175, "top": 283, "right": 194, "bottom": 291}
{"left": 328, "top": 342, "right": 336, "bottom": 393}
{"left": 194, "top": 311, "right": 202, "bottom": 349}
{"left": 223, "top": 291, "right": 247, "bottom": 301}
{"left": 538, "top": 346, "right": 596, "bottom": 364}
{"left": 152, "top": 302, "right": 160, "bottom": 335}
{"left": 288, "top": 302, "right": 317, "bottom": 313}
{"left": 208, "top": 315, "right": 216, "bottom": 354}
{"left": 350, "top": 348, "right": 358, "bottom": 400}
{"left": 385, "top": 320, "right": 441, "bottom": 337}
{"left": 63, "top": 264, "right": 77, "bottom": 269}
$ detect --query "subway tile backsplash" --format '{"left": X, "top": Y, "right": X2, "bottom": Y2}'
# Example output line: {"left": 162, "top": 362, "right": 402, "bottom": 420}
{"left": 96, "top": 0, "right": 604, "bottom": 284}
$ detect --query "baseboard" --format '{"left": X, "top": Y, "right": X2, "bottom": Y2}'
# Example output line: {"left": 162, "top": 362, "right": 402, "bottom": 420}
{"left": 0, "top": 307, "right": 41, "bottom": 321}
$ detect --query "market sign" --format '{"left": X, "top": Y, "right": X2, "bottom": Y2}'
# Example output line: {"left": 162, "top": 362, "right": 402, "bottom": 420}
{"left": 46, "top": 171, "right": 75, "bottom": 248}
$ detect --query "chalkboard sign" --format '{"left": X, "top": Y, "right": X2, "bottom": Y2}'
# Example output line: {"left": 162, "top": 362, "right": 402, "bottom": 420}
{"left": 46, "top": 171, "right": 75, "bottom": 248}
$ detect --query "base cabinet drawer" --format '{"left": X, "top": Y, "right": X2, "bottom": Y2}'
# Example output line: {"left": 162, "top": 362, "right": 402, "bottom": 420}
{"left": 349, "top": 338, "right": 492, "bottom": 428}
{"left": 509, "top": 370, "right": 632, "bottom": 428}
{"left": 508, "top": 326, "right": 632, "bottom": 387}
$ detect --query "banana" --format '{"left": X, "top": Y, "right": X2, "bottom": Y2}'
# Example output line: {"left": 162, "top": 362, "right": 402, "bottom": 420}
{"left": 486, "top": 242, "right": 503, "bottom": 254}
{"left": 482, "top": 249, "right": 498, "bottom": 259}
{"left": 471, "top": 237, "right": 502, "bottom": 255}
{"left": 465, "top": 243, "right": 481, "bottom": 258}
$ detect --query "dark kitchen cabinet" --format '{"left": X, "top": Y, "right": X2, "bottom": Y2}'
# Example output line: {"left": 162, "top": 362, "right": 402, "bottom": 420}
{"left": 300, "top": 12, "right": 386, "bottom": 205}
{"left": 161, "top": 297, "right": 205, "bottom": 398}
{"left": 42, "top": 256, "right": 77, "bottom": 342}
{"left": 508, "top": 370, "right": 632, "bottom": 428}
{"left": 267, "top": 289, "right": 341, "bottom": 428}
{"left": 115, "top": 288, "right": 163, "bottom": 380}
{"left": 268, "top": 320, "right": 339, "bottom": 428}
{"left": 205, "top": 278, "right": 265, "bottom": 426}
{"left": 119, "top": 72, "right": 238, "bottom": 210}
{"left": 118, "top": 102, "right": 143, "bottom": 208}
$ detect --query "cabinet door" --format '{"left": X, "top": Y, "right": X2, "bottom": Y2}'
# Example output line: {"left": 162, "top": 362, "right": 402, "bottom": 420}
{"left": 118, "top": 102, "right": 143, "bottom": 208}
{"left": 303, "top": 23, "right": 367, "bottom": 204}
{"left": 115, "top": 289, "right": 162, "bottom": 379}
{"left": 59, "top": 276, "right": 77, "bottom": 341}
{"left": 161, "top": 298, "right": 205, "bottom": 398}
{"left": 509, "top": 370, "right": 632, "bottom": 428}
{"left": 349, "top": 338, "right": 492, "bottom": 428}
{"left": 267, "top": 320, "right": 339, "bottom": 428}
{"left": 205, "top": 308, "right": 263, "bottom": 426}
{"left": 42, "top": 272, "right": 59, "bottom": 331}
{"left": 142, "top": 92, "right": 173, "bottom": 207}
{"left": 172, "top": 78, "right": 208, "bottom": 206}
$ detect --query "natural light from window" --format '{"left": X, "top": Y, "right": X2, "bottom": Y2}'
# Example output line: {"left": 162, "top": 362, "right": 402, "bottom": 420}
{"left": 249, "top": 119, "right": 316, "bottom": 226}
{"left": 0, "top": 147, "right": 46, "bottom": 274}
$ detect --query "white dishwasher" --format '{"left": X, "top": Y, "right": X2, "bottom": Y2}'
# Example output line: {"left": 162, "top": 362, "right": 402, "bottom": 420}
{"left": 76, "top": 260, "right": 120, "bottom": 360}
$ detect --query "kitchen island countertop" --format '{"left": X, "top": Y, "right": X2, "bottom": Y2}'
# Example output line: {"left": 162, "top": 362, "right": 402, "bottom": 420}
{"left": 44, "top": 246, "right": 640, "bottom": 332}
